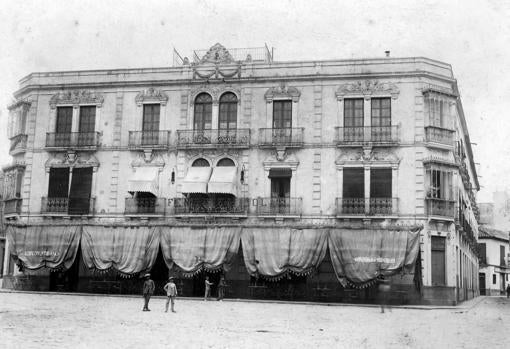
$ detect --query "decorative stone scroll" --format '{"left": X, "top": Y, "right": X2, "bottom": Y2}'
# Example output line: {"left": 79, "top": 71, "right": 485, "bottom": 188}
{"left": 336, "top": 148, "right": 400, "bottom": 167}
{"left": 263, "top": 151, "right": 299, "bottom": 170}
{"left": 131, "top": 152, "right": 165, "bottom": 168}
{"left": 49, "top": 90, "right": 104, "bottom": 109}
{"left": 264, "top": 83, "right": 301, "bottom": 103}
{"left": 192, "top": 43, "right": 242, "bottom": 80}
{"left": 135, "top": 88, "right": 168, "bottom": 106}
{"left": 335, "top": 80, "right": 400, "bottom": 101}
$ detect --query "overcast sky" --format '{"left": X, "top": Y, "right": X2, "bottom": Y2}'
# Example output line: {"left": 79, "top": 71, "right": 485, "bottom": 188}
{"left": 1, "top": 0, "right": 509, "bottom": 202}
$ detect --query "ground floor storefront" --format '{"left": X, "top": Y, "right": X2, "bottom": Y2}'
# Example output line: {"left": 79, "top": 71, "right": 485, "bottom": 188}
{"left": 1, "top": 223, "right": 475, "bottom": 305}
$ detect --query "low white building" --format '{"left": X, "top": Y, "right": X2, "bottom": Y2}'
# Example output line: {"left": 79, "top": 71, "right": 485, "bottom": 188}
{"left": 478, "top": 226, "right": 509, "bottom": 295}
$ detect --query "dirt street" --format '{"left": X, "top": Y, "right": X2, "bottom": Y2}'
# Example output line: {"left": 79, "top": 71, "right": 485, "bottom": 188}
{"left": 0, "top": 292, "right": 509, "bottom": 348}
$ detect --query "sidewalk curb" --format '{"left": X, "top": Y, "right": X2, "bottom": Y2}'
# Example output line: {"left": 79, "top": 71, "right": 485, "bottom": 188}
{"left": 0, "top": 289, "right": 484, "bottom": 310}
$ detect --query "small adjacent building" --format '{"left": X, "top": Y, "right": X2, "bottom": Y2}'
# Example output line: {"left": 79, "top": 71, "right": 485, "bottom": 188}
{"left": 478, "top": 226, "right": 509, "bottom": 295}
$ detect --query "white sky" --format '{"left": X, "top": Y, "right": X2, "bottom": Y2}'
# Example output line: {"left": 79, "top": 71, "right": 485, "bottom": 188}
{"left": 1, "top": 0, "right": 509, "bottom": 202}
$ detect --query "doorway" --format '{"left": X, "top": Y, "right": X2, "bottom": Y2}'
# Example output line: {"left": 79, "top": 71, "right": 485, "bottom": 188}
{"left": 49, "top": 245, "right": 81, "bottom": 292}
{"left": 479, "top": 273, "right": 486, "bottom": 295}
{"left": 192, "top": 271, "right": 222, "bottom": 298}
{"left": 150, "top": 250, "right": 168, "bottom": 295}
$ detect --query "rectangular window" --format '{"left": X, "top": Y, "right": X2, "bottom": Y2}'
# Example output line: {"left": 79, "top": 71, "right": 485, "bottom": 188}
{"left": 79, "top": 106, "right": 96, "bottom": 133}
{"left": 427, "top": 97, "right": 450, "bottom": 129}
{"left": 273, "top": 100, "right": 292, "bottom": 129}
{"left": 269, "top": 169, "right": 291, "bottom": 215}
{"left": 479, "top": 243, "right": 487, "bottom": 264}
{"left": 142, "top": 104, "right": 160, "bottom": 145}
{"left": 501, "top": 245, "right": 506, "bottom": 266}
{"left": 343, "top": 168, "right": 364, "bottom": 198}
{"left": 48, "top": 168, "right": 70, "bottom": 198}
{"left": 431, "top": 236, "right": 446, "bottom": 286}
{"left": 0, "top": 240, "right": 4, "bottom": 277}
{"left": 370, "top": 169, "right": 392, "bottom": 198}
{"left": 493, "top": 274, "right": 497, "bottom": 284}
{"left": 344, "top": 99, "right": 364, "bottom": 127}
{"left": 371, "top": 98, "right": 391, "bottom": 127}
{"left": 68, "top": 167, "right": 93, "bottom": 215}
{"left": 56, "top": 107, "right": 73, "bottom": 133}
{"left": 426, "top": 167, "right": 453, "bottom": 200}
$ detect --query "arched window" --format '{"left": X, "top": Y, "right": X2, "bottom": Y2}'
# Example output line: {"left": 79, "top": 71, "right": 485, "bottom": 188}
{"left": 194, "top": 93, "right": 212, "bottom": 131}
{"left": 192, "top": 158, "right": 210, "bottom": 167}
{"left": 217, "top": 158, "right": 235, "bottom": 167}
{"left": 219, "top": 93, "right": 237, "bottom": 130}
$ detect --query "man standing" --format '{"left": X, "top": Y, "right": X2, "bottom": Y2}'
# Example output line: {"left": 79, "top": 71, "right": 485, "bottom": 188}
{"left": 204, "top": 276, "right": 213, "bottom": 301}
{"left": 163, "top": 277, "right": 178, "bottom": 313}
{"left": 142, "top": 273, "right": 155, "bottom": 311}
{"left": 217, "top": 276, "right": 226, "bottom": 301}
{"left": 506, "top": 284, "right": 510, "bottom": 298}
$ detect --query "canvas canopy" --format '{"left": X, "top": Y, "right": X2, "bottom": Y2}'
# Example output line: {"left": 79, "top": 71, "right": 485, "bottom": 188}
{"left": 180, "top": 167, "right": 212, "bottom": 194}
{"left": 80, "top": 226, "right": 160, "bottom": 275}
{"left": 328, "top": 228, "right": 420, "bottom": 285}
{"left": 160, "top": 226, "right": 240, "bottom": 276}
{"left": 127, "top": 167, "right": 159, "bottom": 196}
{"left": 6, "top": 225, "right": 81, "bottom": 270}
{"left": 207, "top": 166, "right": 237, "bottom": 195}
{"left": 241, "top": 228, "right": 328, "bottom": 280}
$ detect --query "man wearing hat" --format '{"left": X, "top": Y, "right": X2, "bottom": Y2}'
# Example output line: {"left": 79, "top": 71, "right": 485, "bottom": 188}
{"left": 163, "top": 277, "right": 178, "bottom": 313}
{"left": 142, "top": 273, "right": 155, "bottom": 311}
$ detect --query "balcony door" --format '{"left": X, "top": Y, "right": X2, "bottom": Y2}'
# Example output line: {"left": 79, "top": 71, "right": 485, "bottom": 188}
{"left": 48, "top": 168, "right": 70, "bottom": 213}
{"left": 55, "top": 107, "right": 73, "bottom": 147}
{"left": 270, "top": 168, "right": 291, "bottom": 214}
{"left": 272, "top": 100, "right": 292, "bottom": 143}
{"left": 371, "top": 98, "right": 391, "bottom": 142}
{"left": 78, "top": 106, "right": 96, "bottom": 146}
{"left": 370, "top": 169, "right": 392, "bottom": 214}
{"left": 193, "top": 93, "right": 212, "bottom": 144}
{"left": 431, "top": 236, "right": 446, "bottom": 286}
{"left": 342, "top": 168, "right": 364, "bottom": 214}
{"left": 344, "top": 99, "right": 364, "bottom": 142}
{"left": 69, "top": 167, "right": 93, "bottom": 215}
{"left": 142, "top": 104, "right": 160, "bottom": 145}
{"left": 218, "top": 93, "right": 238, "bottom": 144}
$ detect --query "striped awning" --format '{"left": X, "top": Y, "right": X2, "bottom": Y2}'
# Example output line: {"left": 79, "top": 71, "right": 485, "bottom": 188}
{"left": 128, "top": 167, "right": 159, "bottom": 196}
{"left": 181, "top": 167, "right": 212, "bottom": 193}
{"left": 208, "top": 167, "right": 237, "bottom": 195}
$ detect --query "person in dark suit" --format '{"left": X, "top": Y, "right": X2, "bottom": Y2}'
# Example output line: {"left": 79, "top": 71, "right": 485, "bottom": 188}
{"left": 142, "top": 273, "right": 155, "bottom": 311}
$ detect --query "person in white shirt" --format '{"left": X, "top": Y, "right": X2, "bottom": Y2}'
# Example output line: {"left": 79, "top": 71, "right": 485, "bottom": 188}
{"left": 163, "top": 277, "right": 178, "bottom": 313}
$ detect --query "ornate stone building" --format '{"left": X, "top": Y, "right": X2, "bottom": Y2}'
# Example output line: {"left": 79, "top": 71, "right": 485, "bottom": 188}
{"left": 1, "top": 43, "right": 480, "bottom": 305}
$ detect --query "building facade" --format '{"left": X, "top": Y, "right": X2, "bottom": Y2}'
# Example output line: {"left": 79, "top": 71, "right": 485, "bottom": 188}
{"left": 1, "top": 43, "right": 480, "bottom": 305}
{"left": 478, "top": 227, "right": 509, "bottom": 295}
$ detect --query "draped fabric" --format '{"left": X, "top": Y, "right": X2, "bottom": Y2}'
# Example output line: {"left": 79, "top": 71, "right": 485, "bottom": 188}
{"left": 81, "top": 226, "right": 160, "bottom": 275}
{"left": 328, "top": 229, "right": 421, "bottom": 285}
{"left": 160, "top": 226, "right": 241, "bottom": 276}
{"left": 241, "top": 228, "right": 328, "bottom": 280}
{"left": 6, "top": 225, "right": 81, "bottom": 270}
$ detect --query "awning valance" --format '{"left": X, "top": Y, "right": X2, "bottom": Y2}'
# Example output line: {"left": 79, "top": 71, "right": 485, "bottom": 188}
{"left": 128, "top": 167, "right": 159, "bottom": 196}
{"left": 160, "top": 226, "right": 241, "bottom": 276}
{"left": 208, "top": 167, "right": 237, "bottom": 195}
{"left": 81, "top": 226, "right": 160, "bottom": 275}
{"left": 7, "top": 225, "right": 81, "bottom": 270}
{"left": 328, "top": 229, "right": 420, "bottom": 285}
{"left": 181, "top": 167, "right": 212, "bottom": 194}
{"left": 241, "top": 228, "right": 328, "bottom": 280}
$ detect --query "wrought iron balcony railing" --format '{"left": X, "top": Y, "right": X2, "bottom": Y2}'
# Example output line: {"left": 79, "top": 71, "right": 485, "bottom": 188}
{"left": 176, "top": 129, "right": 250, "bottom": 148}
{"left": 125, "top": 197, "right": 166, "bottom": 215}
{"left": 335, "top": 126, "right": 399, "bottom": 145}
{"left": 336, "top": 198, "right": 398, "bottom": 215}
{"left": 9, "top": 134, "right": 28, "bottom": 154}
{"left": 259, "top": 128, "right": 304, "bottom": 147}
{"left": 41, "top": 197, "right": 95, "bottom": 215}
{"left": 128, "top": 131, "right": 171, "bottom": 149}
{"left": 426, "top": 197, "right": 455, "bottom": 217}
{"left": 255, "top": 197, "right": 302, "bottom": 216}
{"left": 424, "top": 126, "right": 455, "bottom": 147}
{"left": 3, "top": 197, "right": 22, "bottom": 215}
{"left": 174, "top": 197, "right": 249, "bottom": 215}
{"left": 46, "top": 132, "right": 100, "bottom": 149}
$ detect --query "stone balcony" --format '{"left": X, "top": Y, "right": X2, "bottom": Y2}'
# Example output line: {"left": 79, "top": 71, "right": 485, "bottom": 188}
{"left": 258, "top": 128, "right": 304, "bottom": 148}
{"left": 128, "top": 131, "right": 171, "bottom": 150}
{"left": 336, "top": 197, "right": 399, "bottom": 216}
{"left": 45, "top": 132, "right": 100, "bottom": 151}
{"left": 176, "top": 129, "right": 250, "bottom": 149}
{"left": 335, "top": 126, "right": 399, "bottom": 146}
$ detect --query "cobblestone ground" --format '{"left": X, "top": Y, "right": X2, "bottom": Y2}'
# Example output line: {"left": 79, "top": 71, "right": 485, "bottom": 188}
{"left": 0, "top": 292, "right": 509, "bottom": 349}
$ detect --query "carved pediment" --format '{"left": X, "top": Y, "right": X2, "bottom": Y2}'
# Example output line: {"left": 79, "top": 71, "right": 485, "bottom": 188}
{"left": 131, "top": 152, "right": 165, "bottom": 168}
{"left": 264, "top": 83, "right": 301, "bottom": 103}
{"left": 45, "top": 152, "right": 100, "bottom": 171}
{"left": 263, "top": 150, "right": 299, "bottom": 170}
{"left": 135, "top": 88, "right": 168, "bottom": 106}
{"left": 336, "top": 80, "right": 399, "bottom": 101}
{"left": 199, "top": 43, "right": 235, "bottom": 64}
{"left": 192, "top": 43, "right": 241, "bottom": 80}
{"left": 50, "top": 90, "right": 104, "bottom": 109}
{"left": 336, "top": 149, "right": 400, "bottom": 167}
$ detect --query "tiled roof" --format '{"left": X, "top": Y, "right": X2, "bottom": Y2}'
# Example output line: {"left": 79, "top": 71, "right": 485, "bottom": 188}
{"left": 479, "top": 226, "right": 509, "bottom": 242}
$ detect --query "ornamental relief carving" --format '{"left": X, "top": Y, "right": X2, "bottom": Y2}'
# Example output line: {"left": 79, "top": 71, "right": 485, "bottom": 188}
{"left": 135, "top": 88, "right": 168, "bottom": 106}
{"left": 264, "top": 83, "right": 301, "bottom": 103}
{"left": 336, "top": 148, "right": 400, "bottom": 166}
{"left": 45, "top": 152, "right": 100, "bottom": 171}
{"left": 192, "top": 43, "right": 242, "bottom": 80}
{"left": 335, "top": 80, "right": 400, "bottom": 101}
{"left": 263, "top": 150, "right": 299, "bottom": 170}
{"left": 185, "top": 149, "right": 240, "bottom": 164}
{"left": 49, "top": 90, "right": 104, "bottom": 109}
{"left": 131, "top": 152, "right": 165, "bottom": 168}
{"left": 189, "top": 85, "right": 241, "bottom": 105}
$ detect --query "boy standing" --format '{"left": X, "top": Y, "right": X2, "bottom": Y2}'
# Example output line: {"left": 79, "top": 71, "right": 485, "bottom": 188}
{"left": 163, "top": 277, "right": 178, "bottom": 313}
{"left": 204, "top": 276, "right": 213, "bottom": 301}
{"left": 142, "top": 273, "right": 155, "bottom": 311}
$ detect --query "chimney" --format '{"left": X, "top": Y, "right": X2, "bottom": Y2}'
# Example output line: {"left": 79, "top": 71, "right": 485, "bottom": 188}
{"left": 385, "top": 50, "right": 390, "bottom": 57}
